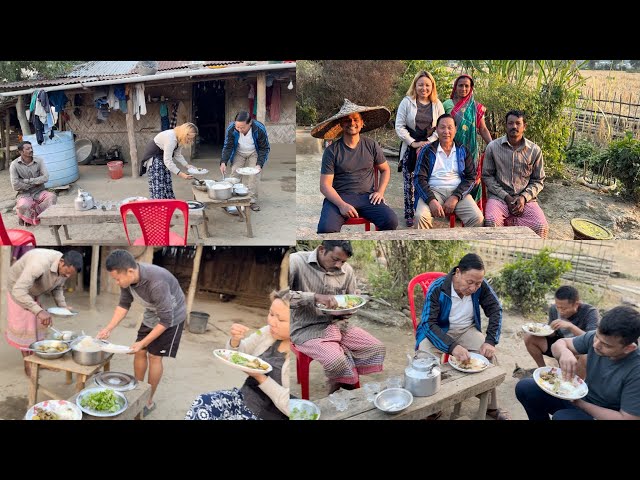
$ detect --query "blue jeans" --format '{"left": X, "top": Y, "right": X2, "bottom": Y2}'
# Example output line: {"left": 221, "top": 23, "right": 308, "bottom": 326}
{"left": 317, "top": 194, "right": 398, "bottom": 233}
{"left": 515, "top": 378, "right": 594, "bottom": 420}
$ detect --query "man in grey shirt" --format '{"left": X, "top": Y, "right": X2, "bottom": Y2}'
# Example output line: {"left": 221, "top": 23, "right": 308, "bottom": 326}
{"left": 524, "top": 285, "right": 599, "bottom": 379}
{"left": 97, "top": 250, "right": 186, "bottom": 417}
{"left": 516, "top": 305, "right": 640, "bottom": 420}
{"left": 9, "top": 141, "right": 57, "bottom": 226}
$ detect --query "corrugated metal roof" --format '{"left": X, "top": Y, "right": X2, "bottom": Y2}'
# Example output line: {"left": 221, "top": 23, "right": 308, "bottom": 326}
{"left": 65, "top": 61, "right": 139, "bottom": 77}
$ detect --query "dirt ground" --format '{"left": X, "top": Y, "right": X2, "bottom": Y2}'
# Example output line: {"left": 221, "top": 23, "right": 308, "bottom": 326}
{"left": 0, "top": 288, "right": 269, "bottom": 420}
{"left": 289, "top": 243, "right": 640, "bottom": 420}
{"left": 0, "top": 144, "right": 296, "bottom": 246}
{"left": 295, "top": 129, "right": 640, "bottom": 239}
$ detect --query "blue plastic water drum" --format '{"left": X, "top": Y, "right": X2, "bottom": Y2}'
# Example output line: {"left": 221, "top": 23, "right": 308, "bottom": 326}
{"left": 22, "top": 131, "right": 79, "bottom": 188}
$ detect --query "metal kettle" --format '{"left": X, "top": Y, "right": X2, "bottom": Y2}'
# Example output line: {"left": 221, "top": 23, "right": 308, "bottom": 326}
{"left": 404, "top": 350, "right": 441, "bottom": 397}
{"left": 74, "top": 188, "right": 95, "bottom": 211}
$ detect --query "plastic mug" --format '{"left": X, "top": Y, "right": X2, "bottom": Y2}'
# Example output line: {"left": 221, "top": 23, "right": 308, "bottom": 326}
{"left": 363, "top": 382, "right": 381, "bottom": 402}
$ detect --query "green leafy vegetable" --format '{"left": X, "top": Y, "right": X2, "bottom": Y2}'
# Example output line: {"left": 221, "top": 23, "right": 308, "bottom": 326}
{"left": 80, "top": 389, "right": 120, "bottom": 412}
{"left": 290, "top": 407, "right": 318, "bottom": 420}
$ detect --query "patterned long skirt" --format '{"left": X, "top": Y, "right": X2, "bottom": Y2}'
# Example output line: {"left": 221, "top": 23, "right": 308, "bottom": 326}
{"left": 184, "top": 387, "right": 260, "bottom": 420}
{"left": 294, "top": 324, "right": 386, "bottom": 385}
{"left": 4, "top": 293, "right": 46, "bottom": 350}
{"left": 148, "top": 156, "right": 176, "bottom": 199}
{"left": 16, "top": 191, "right": 57, "bottom": 225}
{"left": 402, "top": 154, "right": 415, "bottom": 220}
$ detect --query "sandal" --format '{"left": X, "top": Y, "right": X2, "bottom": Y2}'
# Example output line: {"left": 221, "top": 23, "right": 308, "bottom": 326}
{"left": 486, "top": 408, "right": 511, "bottom": 420}
{"left": 250, "top": 204, "right": 261, "bottom": 212}
{"left": 143, "top": 402, "right": 157, "bottom": 417}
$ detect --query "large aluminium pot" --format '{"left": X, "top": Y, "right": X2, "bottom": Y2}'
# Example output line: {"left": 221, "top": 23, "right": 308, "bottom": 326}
{"left": 208, "top": 182, "right": 233, "bottom": 200}
{"left": 70, "top": 336, "right": 110, "bottom": 366}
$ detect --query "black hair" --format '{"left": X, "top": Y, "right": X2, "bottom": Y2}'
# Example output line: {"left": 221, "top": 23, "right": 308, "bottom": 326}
{"left": 456, "top": 253, "right": 485, "bottom": 273}
{"left": 598, "top": 306, "right": 640, "bottom": 346}
{"left": 436, "top": 113, "right": 456, "bottom": 127}
{"left": 105, "top": 249, "right": 138, "bottom": 272}
{"left": 17, "top": 141, "right": 32, "bottom": 152}
{"left": 234, "top": 111, "right": 252, "bottom": 123}
{"left": 555, "top": 285, "right": 579, "bottom": 303}
{"left": 62, "top": 250, "right": 83, "bottom": 272}
{"left": 505, "top": 110, "right": 526, "bottom": 123}
{"left": 321, "top": 240, "right": 353, "bottom": 257}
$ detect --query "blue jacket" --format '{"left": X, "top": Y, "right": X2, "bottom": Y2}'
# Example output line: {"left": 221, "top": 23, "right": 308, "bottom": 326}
{"left": 221, "top": 119, "right": 270, "bottom": 168}
{"left": 415, "top": 271, "right": 502, "bottom": 353}
{"left": 413, "top": 141, "right": 475, "bottom": 210}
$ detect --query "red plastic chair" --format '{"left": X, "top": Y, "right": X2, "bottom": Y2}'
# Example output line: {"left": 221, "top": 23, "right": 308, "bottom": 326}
{"left": 408, "top": 272, "right": 446, "bottom": 334}
{"left": 120, "top": 199, "right": 189, "bottom": 246}
{"left": 343, "top": 168, "right": 380, "bottom": 232}
{"left": 0, "top": 213, "right": 36, "bottom": 246}
{"left": 291, "top": 343, "right": 359, "bottom": 400}
{"left": 449, "top": 153, "right": 486, "bottom": 228}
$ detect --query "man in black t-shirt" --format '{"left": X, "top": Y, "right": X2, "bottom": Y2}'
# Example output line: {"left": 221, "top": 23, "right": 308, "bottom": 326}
{"left": 524, "top": 285, "right": 599, "bottom": 378}
{"left": 311, "top": 99, "right": 398, "bottom": 233}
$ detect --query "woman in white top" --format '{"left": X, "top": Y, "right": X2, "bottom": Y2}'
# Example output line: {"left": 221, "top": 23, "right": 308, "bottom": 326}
{"left": 185, "top": 290, "right": 291, "bottom": 420}
{"left": 143, "top": 122, "right": 198, "bottom": 199}
{"left": 395, "top": 71, "right": 445, "bottom": 227}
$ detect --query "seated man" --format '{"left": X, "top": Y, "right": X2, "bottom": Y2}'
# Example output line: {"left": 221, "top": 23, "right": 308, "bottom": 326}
{"left": 524, "top": 285, "right": 599, "bottom": 379}
{"left": 415, "top": 253, "right": 510, "bottom": 420}
{"left": 482, "top": 110, "right": 549, "bottom": 238}
{"left": 9, "top": 141, "right": 57, "bottom": 226}
{"left": 290, "top": 240, "right": 386, "bottom": 393}
{"left": 311, "top": 99, "right": 398, "bottom": 233}
{"left": 516, "top": 305, "right": 640, "bottom": 420}
{"left": 414, "top": 114, "right": 483, "bottom": 229}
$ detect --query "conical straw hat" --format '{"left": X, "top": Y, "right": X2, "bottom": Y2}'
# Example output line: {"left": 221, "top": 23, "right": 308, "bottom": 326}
{"left": 310, "top": 98, "right": 391, "bottom": 139}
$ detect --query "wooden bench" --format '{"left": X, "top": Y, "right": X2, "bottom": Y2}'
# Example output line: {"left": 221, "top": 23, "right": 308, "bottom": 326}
{"left": 24, "top": 353, "right": 112, "bottom": 406}
{"left": 38, "top": 203, "right": 205, "bottom": 245}
{"left": 307, "top": 226, "right": 541, "bottom": 241}
{"left": 316, "top": 363, "right": 506, "bottom": 420}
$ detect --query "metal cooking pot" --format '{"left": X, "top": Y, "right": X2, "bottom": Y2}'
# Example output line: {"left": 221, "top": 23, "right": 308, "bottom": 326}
{"left": 70, "top": 337, "right": 110, "bottom": 366}
{"left": 208, "top": 182, "right": 233, "bottom": 200}
{"left": 404, "top": 350, "right": 441, "bottom": 397}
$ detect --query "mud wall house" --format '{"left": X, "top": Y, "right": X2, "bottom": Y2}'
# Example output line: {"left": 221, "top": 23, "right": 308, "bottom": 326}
{"left": 0, "top": 61, "right": 296, "bottom": 178}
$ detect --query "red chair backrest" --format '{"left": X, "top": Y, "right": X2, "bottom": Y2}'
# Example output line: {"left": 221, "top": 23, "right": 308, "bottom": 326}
{"left": 408, "top": 272, "right": 446, "bottom": 334}
{"left": 120, "top": 199, "right": 189, "bottom": 246}
{"left": 0, "top": 212, "right": 11, "bottom": 245}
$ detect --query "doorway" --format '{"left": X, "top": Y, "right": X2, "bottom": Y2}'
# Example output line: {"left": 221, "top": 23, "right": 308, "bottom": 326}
{"left": 192, "top": 80, "right": 225, "bottom": 159}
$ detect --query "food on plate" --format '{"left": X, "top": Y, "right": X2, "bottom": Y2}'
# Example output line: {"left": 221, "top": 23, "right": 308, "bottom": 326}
{"left": 451, "top": 357, "right": 487, "bottom": 371}
{"left": 73, "top": 337, "right": 102, "bottom": 352}
{"left": 537, "top": 369, "right": 581, "bottom": 396}
{"left": 318, "top": 295, "right": 363, "bottom": 310}
{"left": 290, "top": 407, "right": 319, "bottom": 420}
{"left": 80, "top": 389, "right": 121, "bottom": 413}
{"left": 31, "top": 406, "right": 58, "bottom": 420}
{"left": 217, "top": 350, "right": 270, "bottom": 371}
{"left": 524, "top": 323, "right": 554, "bottom": 334}
{"left": 36, "top": 341, "right": 67, "bottom": 353}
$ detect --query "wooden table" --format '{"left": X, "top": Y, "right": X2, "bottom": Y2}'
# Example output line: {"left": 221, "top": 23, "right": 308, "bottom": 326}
{"left": 38, "top": 203, "right": 205, "bottom": 245}
{"left": 24, "top": 353, "right": 113, "bottom": 406}
{"left": 307, "top": 226, "right": 541, "bottom": 241}
{"left": 68, "top": 381, "right": 151, "bottom": 420}
{"left": 317, "top": 363, "right": 506, "bottom": 420}
{"left": 192, "top": 187, "right": 254, "bottom": 238}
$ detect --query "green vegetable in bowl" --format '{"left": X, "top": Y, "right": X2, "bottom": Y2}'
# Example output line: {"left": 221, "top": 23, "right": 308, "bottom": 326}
{"left": 80, "top": 389, "right": 120, "bottom": 412}
{"left": 290, "top": 407, "right": 318, "bottom": 420}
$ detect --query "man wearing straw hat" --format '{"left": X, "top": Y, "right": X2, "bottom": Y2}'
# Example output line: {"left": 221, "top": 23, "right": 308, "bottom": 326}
{"left": 311, "top": 99, "right": 398, "bottom": 233}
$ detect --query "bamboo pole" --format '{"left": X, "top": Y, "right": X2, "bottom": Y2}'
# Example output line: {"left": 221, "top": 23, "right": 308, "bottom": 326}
{"left": 89, "top": 245, "right": 100, "bottom": 309}
{"left": 256, "top": 73, "right": 266, "bottom": 123}
{"left": 279, "top": 250, "right": 290, "bottom": 290}
{"left": 5, "top": 110, "right": 10, "bottom": 170}
{"left": 125, "top": 85, "right": 139, "bottom": 178}
{"left": 185, "top": 245, "right": 203, "bottom": 329}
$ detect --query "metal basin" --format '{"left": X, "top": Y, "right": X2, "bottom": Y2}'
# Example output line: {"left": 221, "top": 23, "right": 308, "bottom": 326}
{"left": 374, "top": 388, "right": 413, "bottom": 414}
{"left": 208, "top": 182, "right": 233, "bottom": 200}
{"left": 29, "top": 340, "right": 71, "bottom": 360}
{"left": 70, "top": 336, "right": 110, "bottom": 366}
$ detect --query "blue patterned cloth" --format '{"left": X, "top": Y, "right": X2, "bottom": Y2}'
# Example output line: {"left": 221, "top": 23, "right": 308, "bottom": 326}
{"left": 184, "top": 388, "right": 260, "bottom": 420}
{"left": 148, "top": 155, "right": 176, "bottom": 199}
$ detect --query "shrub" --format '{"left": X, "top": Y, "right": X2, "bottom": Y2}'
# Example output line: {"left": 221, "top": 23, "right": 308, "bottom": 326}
{"left": 606, "top": 132, "right": 640, "bottom": 202}
{"left": 490, "top": 248, "right": 572, "bottom": 315}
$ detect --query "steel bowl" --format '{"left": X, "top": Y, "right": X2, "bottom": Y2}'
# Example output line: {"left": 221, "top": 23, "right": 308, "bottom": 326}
{"left": 374, "top": 388, "right": 413, "bottom": 414}
{"left": 290, "top": 399, "right": 321, "bottom": 420}
{"left": 47, "top": 330, "right": 81, "bottom": 344}
{"left": 29, "top": 340, "right": 71, "bottom": 359}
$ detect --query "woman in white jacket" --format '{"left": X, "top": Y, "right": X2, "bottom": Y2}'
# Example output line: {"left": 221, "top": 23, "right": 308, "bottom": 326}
{"left": 395, "top": 71, "right": 444, "bottom": 227}
{"left": 185, "top": 290, "right": 290, "bottom": 420}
